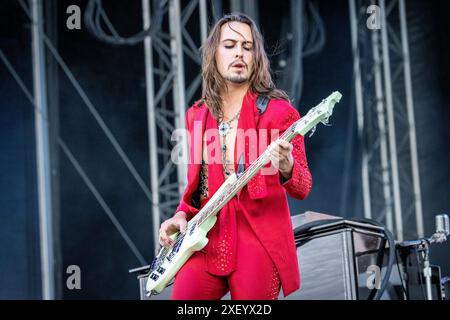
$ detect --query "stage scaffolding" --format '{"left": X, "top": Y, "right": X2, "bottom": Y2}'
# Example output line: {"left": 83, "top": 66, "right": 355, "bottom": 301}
{"left": 349, "top": 0, "right": 424, "bottom": 241}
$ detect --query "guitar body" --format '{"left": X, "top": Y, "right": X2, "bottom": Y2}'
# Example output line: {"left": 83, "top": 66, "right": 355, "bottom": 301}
{"left": 146, "top": 173, "right": 237, "bottom": 294}
{"left": 146, "top": 215, "right": 216, "bottom": 294}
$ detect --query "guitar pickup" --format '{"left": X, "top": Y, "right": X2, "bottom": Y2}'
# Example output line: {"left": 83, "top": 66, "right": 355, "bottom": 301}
{"left": 166, "top": 251, "right": 175, "bottom": 262}
{"left": 156, "top": 267, "right": 165, "bottom": 274}
{"left": 149, "top": 273, "right": 159, "bottom": 281}
{"left": 149, "top": 259, "right": 157, "bottom": 271}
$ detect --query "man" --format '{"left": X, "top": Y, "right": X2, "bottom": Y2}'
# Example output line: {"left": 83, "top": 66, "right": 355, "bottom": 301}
{"left": 159, "top": 12, "right": 312, "bottom": 300}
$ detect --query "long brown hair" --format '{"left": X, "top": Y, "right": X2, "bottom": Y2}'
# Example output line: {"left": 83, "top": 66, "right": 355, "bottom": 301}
{"left": 200, "top": 12, "right": 290, "bottom": 120}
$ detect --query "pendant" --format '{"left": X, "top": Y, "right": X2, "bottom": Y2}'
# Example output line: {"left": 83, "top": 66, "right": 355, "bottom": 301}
{"left": 218, "top": 122, "right": 230, "bottom": 137}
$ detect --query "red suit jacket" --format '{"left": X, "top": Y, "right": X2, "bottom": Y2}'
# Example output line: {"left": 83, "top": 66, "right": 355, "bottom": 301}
{"left": 175, "top": 90, "right": 312, "bottom": 297}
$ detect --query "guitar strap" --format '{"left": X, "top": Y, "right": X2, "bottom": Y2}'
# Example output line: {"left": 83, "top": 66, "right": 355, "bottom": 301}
{"left": 237, "top": 95, "right": 270, "bottom": 177}
{"left": 256, "top": 95, "right": 270, "bottom": 116}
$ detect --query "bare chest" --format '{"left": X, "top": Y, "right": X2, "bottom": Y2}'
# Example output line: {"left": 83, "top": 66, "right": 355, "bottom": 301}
{"left": 202, "top": 121, "right": 238, "bottom": 174}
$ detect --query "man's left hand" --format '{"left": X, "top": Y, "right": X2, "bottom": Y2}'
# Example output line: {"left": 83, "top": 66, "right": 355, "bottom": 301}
{"left": 268, "top": 139, "right": 294, "bottom": 180}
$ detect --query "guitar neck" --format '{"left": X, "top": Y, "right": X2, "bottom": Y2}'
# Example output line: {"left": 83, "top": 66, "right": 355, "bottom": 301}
{"left": 196, "top": 117, "right": 303, "bottom": 226}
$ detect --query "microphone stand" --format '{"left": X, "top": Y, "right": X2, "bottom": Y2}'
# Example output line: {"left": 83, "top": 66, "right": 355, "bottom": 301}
{"left": 398, "top": 216, "right": 448, "bottom": 300}
{"left": 421, "top": 241, "right": 433, "bottom": 301}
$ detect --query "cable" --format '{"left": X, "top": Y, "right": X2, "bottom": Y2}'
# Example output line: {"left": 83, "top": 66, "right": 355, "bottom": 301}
{"left": 394, "top": 247, "right": 409, "bottom": 299}
{"left": 281, "top": 0, "right": 327, "bottom": 104}
{"left": 350, "top": 217, "right": 396, "bottom": 300}
{"left": 302, "top": 0, "right": 326, "bottom": 57}
{"left": 84, "top": 0, "right": 168, "bottom": 46}
{"left": 415, "top": 247, "right": 429, "bottom": 300}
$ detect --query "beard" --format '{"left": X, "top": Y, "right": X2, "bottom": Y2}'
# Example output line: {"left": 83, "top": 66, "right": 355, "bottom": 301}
{"left": 224, "top": 73, "right": 249, "bottom": 84}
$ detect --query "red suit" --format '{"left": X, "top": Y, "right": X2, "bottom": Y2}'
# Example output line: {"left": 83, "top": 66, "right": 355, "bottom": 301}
{"left": 172, "top": 90, "right": 312, "bottom": 299}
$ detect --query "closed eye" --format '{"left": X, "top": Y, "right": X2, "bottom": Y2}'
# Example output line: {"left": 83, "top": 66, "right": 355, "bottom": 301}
{"left": 222, "top": 40, "right": 253, "bottom": 51}
{"left": 224, "top": 45, "right": 253, "bottom": 51}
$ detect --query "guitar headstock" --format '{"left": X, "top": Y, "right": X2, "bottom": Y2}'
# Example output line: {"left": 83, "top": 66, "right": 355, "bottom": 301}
{"left": 315, "top": 91, "right": 342, "bottom": 121}
{"left": 294, "top": 91, "right": 342, "bottom": 136}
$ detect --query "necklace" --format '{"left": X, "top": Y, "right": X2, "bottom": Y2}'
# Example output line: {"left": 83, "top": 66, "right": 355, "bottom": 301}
{"left": 218, "top": 108, "right": 241, "bottom": 177}
{"left": 218, "top": 109, "right": 241, "bottom": 137}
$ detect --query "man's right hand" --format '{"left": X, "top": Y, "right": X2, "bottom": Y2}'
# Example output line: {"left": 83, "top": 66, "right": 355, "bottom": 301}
{"left": 159, "top": 211, "right": 188, "bottom": 248}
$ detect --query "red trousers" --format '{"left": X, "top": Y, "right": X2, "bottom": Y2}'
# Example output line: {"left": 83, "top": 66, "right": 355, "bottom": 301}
{"left": 171, "top": 208, "right": 281, "bottom": 300}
